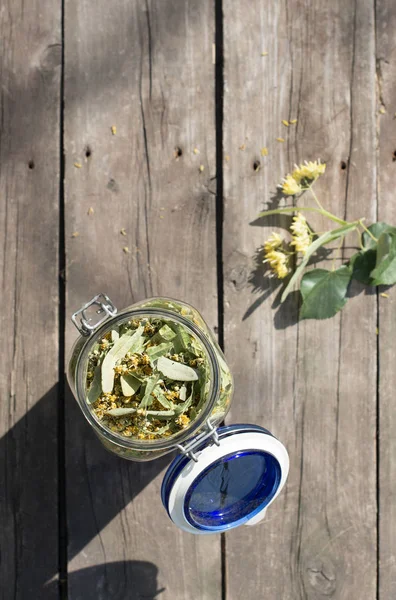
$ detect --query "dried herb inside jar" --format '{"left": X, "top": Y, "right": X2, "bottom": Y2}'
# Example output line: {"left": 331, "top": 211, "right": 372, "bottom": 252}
{"left": 85, "top": 317, "right": 210, "bottom": 440}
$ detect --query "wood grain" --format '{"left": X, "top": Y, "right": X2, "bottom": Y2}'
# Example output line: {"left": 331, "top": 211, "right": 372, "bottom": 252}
{"left": 376, "top": 0, "right": 396, "bottom": 596}
{"left": 222, "top": 1, "right": 377, "bottom": 598}
{"left": 0, "top": 1, "right": 61, "bottom": 598}
{"left": 64, "top": 1, "right": 220, "bottom": 598}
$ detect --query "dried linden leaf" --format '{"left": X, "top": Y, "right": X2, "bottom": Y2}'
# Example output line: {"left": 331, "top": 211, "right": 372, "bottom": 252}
{"left": 101, "top": 327, "right": 143, "bottom": 393}
{"left": 120, "top": 373, "right": 141, "bottom": 396}
{"left": 140, "top": 374, "right": 160, "bottom": 408}
{"left": 146, "top": 342, "right": 173, "bottom": 361}
{"left": 157, "top": 356, "right": 198, "bottom": 381}
{"left": 87, "top": 364, "right": 103, "bottom": 404}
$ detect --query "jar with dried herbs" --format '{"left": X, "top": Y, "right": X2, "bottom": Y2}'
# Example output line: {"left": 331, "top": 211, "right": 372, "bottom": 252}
{"left": 68, "top": 295, "right": 233, "bottom": 461}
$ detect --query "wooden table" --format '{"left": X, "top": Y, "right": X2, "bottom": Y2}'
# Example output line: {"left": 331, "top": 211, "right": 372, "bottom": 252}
{"left": 1, "top": 1, "right": 395, "bottom": 598}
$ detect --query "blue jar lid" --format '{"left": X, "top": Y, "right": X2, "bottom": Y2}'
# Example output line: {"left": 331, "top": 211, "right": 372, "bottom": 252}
{"left": 161, "top": 424, "right": 289, "bottom": 534}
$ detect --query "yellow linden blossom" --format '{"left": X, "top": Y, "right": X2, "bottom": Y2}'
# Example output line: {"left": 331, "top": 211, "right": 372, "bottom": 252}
{"left": 290, "top": 213, "right": 312, "bottom": 254}
{"left": 263, "top": 249, "right": 290, "bottom": 279}
{"left": 280, "top": 174, "right": 303, "bottom": 196}
{"left": 292, "top": 159, "right": 326, "bottom": 183}
{"left": 263, "top": 233, "right": 290, "bottom": 278}
{"left": 264, "top": 232, "right": 283, "bottom": 253}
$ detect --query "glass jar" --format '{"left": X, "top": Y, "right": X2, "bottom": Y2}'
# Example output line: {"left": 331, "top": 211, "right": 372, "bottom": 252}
{"left": 68, "top": 293, "right": 289, "bottom": 534}
{"left": 68, "top": 294, "right": 233, "bottom": 461}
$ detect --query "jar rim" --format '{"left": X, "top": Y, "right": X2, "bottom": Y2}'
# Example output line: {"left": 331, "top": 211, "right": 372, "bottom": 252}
{"left": 74, "top": 306, "right": 221, "bottom": 451}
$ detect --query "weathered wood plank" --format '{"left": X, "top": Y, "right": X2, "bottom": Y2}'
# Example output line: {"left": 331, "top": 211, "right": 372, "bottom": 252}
{"left": 223, "top": 1, "right": 377, "bottom": 598}
{"left": 0, "top": 1, "right": 61, "bottom": 598}
{"left": 376, "top": 1, "right": 396, "bottom": 596}
{"left": 64, "top": 1, "right": 220, "bottom": 598}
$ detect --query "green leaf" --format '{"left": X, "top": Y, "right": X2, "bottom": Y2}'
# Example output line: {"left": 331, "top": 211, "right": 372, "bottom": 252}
{"left": 149, "top": 423, "right": 170, "bottom": 435}
{"left": 281, "top": 223, "right": 358, "bottom": 302}
{"left": 120, "top": 373, "right": 141, "bottom": 397}
{"left": 299, "top": 265, "right": 352, "bottom": 320}
{"left": 106, "top": 407, "right": 176, "bottom": 418}
{"left": 140, "top": 374, "right": 160, "bottom": 409}
{"left": 171, "top": 324, "right": 192, "bottom": 353}
{"left": 157, "top": 356, "right": 198, "bottom": 381}
{"left": 158, "top": 324, "right": 177, "bottom": 341}
{"left": 101, "top": 329, "right": 138, "bottom": 393}
{"left": 362, "top": 222, "right": 396, "bottom": 250}
{"left": 87, "top": 362, "right": 103, "bottom": 404}
{"left": 174, "top": 384, "right": 195, "bottom": 416}
{"left": 370, "top": 232, "right": 396, "bottom": 285}
{"left": 153, "top": 388, "right": 174, "bottom": 410}
{"left": 376, "top": 232, "right": 393, "bottom": 263}
{"left": 127, "top": 324, "right": 145, "bottom": 354}
{"left": 146, "top": 342, "right": 173, "bottom": 361}
{"left": 111, "top": 329, "right": 119, "bottom": 342}
{"left": 350, "top": 249, "right": 377, "bottom": 284}
{"left": 106, "top": 407, "right": 138, "bottom": 417}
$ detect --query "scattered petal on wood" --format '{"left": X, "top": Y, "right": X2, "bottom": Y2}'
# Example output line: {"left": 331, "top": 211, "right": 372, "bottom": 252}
{"left": 87, "top": 207, "right": 94, "bottom": 215}
{"left": 199, "top": 165, "right": 205, "bottom": 172}
{"left": 261, "top": 51, "right": 268, "bottom": 56}
{"left": 282, "top": 120, "right": 290, "bottom": 126}
{"left": 74, "top": 162, "right": 82, "bottom": 168}
{"left": 381, "top": 292, "right": 390, "bottom": 298}
{"left": 239, "top": 144, "right": 246, "bottom": 150}
{"left": 123, "top": 246, "right": 130, "bottom": 253}
{"left": 120, "top": 228, "right": 127, "bottom": 236}
{"left": 379, "top": 107, "right": 386, "bottom": 114}
{"left": 276, "top": 137, "right": 285, "bottom": 143}
{"left": 193, "top": 148, "right": 200, "bottom": 154}
{"left": 289, "top": 119, "right": 298, "bottom": 124}
{"left": 71, "top": 232, "right": 79, "bottom": 238}
{"left": 111, "top": 125, "right": 117, "bottom": 135}
{"left": 261, "top": 147, "right": 268, "bottom": 156}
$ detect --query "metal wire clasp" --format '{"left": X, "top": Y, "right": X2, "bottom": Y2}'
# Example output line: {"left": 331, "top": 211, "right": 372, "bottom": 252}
{"left": 71, "top": 293, "right": 117, "bottom": 336}
{"left": 176, "top": 420, "right": 220, "bottom": 463}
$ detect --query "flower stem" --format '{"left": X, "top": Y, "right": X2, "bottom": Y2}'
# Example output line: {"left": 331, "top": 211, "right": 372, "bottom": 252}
{"left": 308, "top": 186, "right": 349, "bottom": 225}
{"left": 356, "top": 229, "right": 364, "bottom": 250}
{"left": 359, "top": 219, "right": 378, "bottom": 243}
{"left": 320, "top": 209, "right": 348, "bottom": 226}
{"left": 309, "top": 186, "right": 325, "bottom": 211}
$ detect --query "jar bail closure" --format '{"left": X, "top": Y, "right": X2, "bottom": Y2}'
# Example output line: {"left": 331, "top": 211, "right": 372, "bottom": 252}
{"left": 175, "top": 420, "right": 220, "bottom": 462}
{"left": 72, "top": 293, "right": 117, "bottom": 336}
